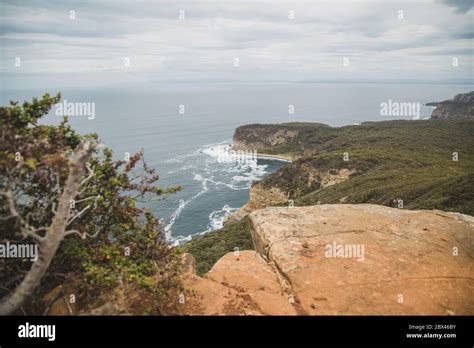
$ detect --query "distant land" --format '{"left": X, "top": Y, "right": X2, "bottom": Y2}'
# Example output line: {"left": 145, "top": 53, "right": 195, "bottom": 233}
{"left": 182, "top": 91, "right": 474, "bottom": 315}
{"left": 430, "top": 91, "right": 474, "bottom": 119}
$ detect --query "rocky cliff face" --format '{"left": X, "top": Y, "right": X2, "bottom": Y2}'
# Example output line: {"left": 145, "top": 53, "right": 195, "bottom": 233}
{"left": 431, "top": 91, "right": 474, "bottom": 119}
{"left": 226, "top": 167, "right": 354, "bottom": 223}
{"left": 232, "top": 122, "right": 330, "bottom": 159}
{"left": 229, "top": 119, "right": 474, "bottom": 216}
{"left": 233, "top": 124, "right": 299, "bottom": 153}
{"left": 225, "top": 182, "right": 288, "bottom": 223}
{"left": 185, "top": 204, "right": 474, "bottom": 315}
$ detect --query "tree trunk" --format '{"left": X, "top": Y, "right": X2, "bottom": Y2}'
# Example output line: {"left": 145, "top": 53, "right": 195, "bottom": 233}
{"left": 0, "top": 141, "right": 92, "bottom": 315}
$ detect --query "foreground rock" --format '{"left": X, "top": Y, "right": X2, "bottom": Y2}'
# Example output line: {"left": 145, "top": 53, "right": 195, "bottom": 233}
{"left": 431, "top": 91, "right": 474, "bottom": 119}
{"left": 183, "top": 251, "right": 298, "bottom": 315}
{"left": 186, "top": 204, "right": 474, "bottom": 315}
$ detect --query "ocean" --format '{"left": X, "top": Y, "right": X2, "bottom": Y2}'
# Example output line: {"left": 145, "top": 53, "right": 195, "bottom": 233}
{"left": 1, "top": 82, "right": 472, "bottom": 243}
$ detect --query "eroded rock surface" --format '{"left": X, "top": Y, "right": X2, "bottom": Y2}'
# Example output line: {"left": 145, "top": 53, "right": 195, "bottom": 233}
{"left": 225, "top": 183, "right": 288, "bottom": 224}
{"left": 183, "top": 251, "right": 297, "bottom": 315}
{"left": 186, "top": 204, "right": 474, "bottom": 315}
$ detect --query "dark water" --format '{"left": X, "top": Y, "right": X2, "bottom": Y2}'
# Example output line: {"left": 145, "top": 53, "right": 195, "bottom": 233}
{"left": 1, "top": 82, "right": 472, "bottom": 242}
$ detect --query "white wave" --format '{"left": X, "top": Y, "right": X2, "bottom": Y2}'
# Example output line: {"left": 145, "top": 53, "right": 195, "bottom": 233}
{"left": 163, "top": 144, "right": 211, "bottom": 164}
{"left": 200, "top": 141, "right": 261, "bottom": 166}
{"left": 164, "top": 179, "right": 209, "bottom": 239}
{"left": 170, "top": 204, "right": 238, "bottom": 246}
{"left": 166, "top": 139, "right": 290, "bottom": 165}
{"left": 164, "top": 199, "right": 185, "bottom": 239}
{"left": 200, "top": 142, "right": 271, "bottom": 189}
{"left": 194, "top": 173, "right": 250, "bottom": 190}
{"left": 164, "top": 139, "right": 284, "bottom": 242}
{"left": 163, "top": 154, "right": 194, "bottom": 164}
{"left": 164, "top": 139, "right": 232, "bottom": 164}
{"left": 200, "top": 143, "right": 232, "bottom": 159}
{"left": 232, "top": 163, "right": 267, "bottom": 182}
{"left": 207, "top": 204, "right": 238, "bottom": 231}
{"left": 165, "top": 164, "right": 194, "bottom": 175}
{"left": 232, "top": 174, "right": 260, "bottom": 183}
{"left": 197, "top": 139, "right": 232, "bottom": 155}
{"left": 170, "top": 234, "right": 194, "bottom": 246}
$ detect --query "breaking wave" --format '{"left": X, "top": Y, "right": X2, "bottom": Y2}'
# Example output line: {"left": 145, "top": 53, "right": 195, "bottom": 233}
{"left": 162, "top": 140, "right": 284, "bottom": 244}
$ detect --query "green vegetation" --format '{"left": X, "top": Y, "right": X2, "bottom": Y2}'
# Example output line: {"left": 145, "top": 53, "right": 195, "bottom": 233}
{"left": 234, "top": 122, "right": 331, "bottom": 157}
{"left": 182, "top": 218, "right": 252, "bottom": 276}
{"left": 0, "top": 94, "right": 182, "bottom": 315}
{"left": 257, "top": 120, "right": 474, "bottom": 215}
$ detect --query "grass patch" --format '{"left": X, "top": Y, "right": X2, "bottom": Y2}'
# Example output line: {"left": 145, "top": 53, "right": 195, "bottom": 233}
{"left": 181, "top": 218, "right": 252, "bottom": 276}
{"left": 257, "top": 119, "right": 474, "bottom": 215}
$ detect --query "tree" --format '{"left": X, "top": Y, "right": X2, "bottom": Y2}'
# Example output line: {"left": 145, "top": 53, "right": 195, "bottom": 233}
{"left": 0, "top": 94, "right": 182, "bottom": 315}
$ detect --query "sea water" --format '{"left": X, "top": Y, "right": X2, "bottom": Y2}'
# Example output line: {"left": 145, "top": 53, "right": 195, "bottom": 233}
{"left": 1, "top": 82, "right": 472, "bottom": 243}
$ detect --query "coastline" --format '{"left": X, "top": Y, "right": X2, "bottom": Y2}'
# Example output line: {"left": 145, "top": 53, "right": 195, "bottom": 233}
{"left": 214, "top": 145, "right": 293, "bottom": 225}
{"left": 229, "top": 141, "right": 294, "bottom": 163}
{"left": 255, "top": 152, "right": 293, "bottom": 162}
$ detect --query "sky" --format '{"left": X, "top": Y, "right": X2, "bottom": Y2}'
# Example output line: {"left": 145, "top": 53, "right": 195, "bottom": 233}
{"left": 0, "top": 0, "right": 473, "bottom": 88}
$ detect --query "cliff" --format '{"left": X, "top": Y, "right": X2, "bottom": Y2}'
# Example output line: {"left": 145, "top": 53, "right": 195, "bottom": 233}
{"left": 226, "top": 168, "right": 354, "bottom": 223}
{"left": 184, "top": 204, "right": 474, "bottom": 315}
{"left": 233, "top": 122, "right": 330, "bottom": 159}
{"left": 431, "top": 91, "right": 474, "bottom": 119}
{"left": 229, "top": 118, "right": 474, "bottom": 221}
{"left": 182, "top": 96, "right": 474, "bottom": 314}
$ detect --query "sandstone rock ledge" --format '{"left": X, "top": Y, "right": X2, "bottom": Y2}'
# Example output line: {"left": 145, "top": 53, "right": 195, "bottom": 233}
{"left": 185, "top": 204, "right": 474, "bottom": 315}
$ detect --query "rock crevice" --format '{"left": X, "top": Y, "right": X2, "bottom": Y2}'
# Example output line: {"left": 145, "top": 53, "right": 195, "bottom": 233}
{"left": 185, "top": 204, "right": 474, "bottom": 315}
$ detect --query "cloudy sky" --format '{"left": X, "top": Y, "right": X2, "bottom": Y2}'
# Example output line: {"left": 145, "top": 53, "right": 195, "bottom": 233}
{"left": 0, "top": 0, "right": 472, "bottom": 88}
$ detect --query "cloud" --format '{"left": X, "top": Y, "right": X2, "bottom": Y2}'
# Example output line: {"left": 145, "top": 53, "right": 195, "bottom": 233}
{"left": 0, "top": 0, "right": 472, "bottom": 87}
{"left": 441, "top": 0, "right": 474, "bottom": 13}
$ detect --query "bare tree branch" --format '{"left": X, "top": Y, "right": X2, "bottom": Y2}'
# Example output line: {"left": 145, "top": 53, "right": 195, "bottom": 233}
{"left": 66, "top": 204, "right": 92, "bottom": 226}
{"left": 0, "top": 189, "right": 47, "bottom": 244}
{"left": 80, "top": 163, "right": 94, "bottom": 186}
{"left": 51, "top": 202, "right": 57, "bottom": 215}
{"left": 73, "top": 195, "right": 99, "bottom": 204}
{"left": 0, "top": 189, "right": 20, "bottom": 220}
{"left": 64, "top": 229, "right": 100, "bottom": 240}
{"left": 0, "top": 140, "right": 95, "bottom": 315}
{"left": 20, "top": 228, "right": 46, "bottom": 245}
